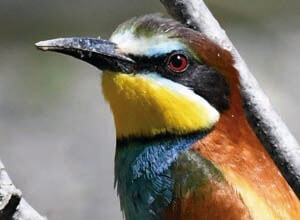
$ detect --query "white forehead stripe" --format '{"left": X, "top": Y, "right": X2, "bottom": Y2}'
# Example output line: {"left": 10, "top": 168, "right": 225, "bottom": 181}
{"left": 110, "top": 30, "right": 185, "bottom": 56}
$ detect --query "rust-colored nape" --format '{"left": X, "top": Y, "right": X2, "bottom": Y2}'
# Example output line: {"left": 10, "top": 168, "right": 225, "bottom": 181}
{"left": 187, "top": 35, "right": 300, "bottom": 218}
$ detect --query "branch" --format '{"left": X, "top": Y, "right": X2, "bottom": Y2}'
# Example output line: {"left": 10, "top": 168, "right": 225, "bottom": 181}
{"left": 0, "top": 161, "right": 46, "bottom": 220}
{"left": 161, "top": 0, "right": 300, "bottom": 197}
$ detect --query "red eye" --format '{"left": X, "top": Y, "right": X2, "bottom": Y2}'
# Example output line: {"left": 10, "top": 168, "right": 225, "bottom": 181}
{"left": 168, "top": 53, "right": 188, "bottom": 73}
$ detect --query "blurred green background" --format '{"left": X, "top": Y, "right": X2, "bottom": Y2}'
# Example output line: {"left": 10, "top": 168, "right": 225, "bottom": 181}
{"left": 0, "top": 0, "right": 299, "bottom": 219}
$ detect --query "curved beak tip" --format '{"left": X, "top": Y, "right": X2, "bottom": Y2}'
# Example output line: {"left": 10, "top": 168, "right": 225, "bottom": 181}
{"left": 35, "top": 41, "right": 49, "bottom": 51}
{"left": 35, "top": 38, "right": 66, "bottom": 51}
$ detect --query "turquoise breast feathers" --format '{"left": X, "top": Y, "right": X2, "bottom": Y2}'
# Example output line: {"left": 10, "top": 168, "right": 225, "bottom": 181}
{"left": 114, "top": 133, "right": 224, "bottom": 220}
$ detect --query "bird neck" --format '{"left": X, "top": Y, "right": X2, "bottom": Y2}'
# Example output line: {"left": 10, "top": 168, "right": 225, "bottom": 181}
{"left": 193, "top": 68, "right": 300, "bottom": 219}
{"left": 114, "top": 131, "right": 208, "bottom": 220}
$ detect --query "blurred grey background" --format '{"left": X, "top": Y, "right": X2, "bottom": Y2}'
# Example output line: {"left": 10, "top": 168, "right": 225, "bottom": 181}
{"left": 0, "top": 0, "right": 299, "bottom": 219}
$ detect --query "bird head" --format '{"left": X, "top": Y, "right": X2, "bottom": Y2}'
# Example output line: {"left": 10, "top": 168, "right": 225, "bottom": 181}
{"left": 36, "top": 15, "right": 235, "bottom": 140}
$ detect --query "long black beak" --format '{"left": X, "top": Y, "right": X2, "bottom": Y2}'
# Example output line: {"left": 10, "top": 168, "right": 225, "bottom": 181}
{"left": 35, "top": 37, "right": 135, "bottom": 73}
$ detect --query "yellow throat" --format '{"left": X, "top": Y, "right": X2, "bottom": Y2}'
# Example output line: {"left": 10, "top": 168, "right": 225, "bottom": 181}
{"left": 102, "top": 71, "right": 220, "bottom": 138}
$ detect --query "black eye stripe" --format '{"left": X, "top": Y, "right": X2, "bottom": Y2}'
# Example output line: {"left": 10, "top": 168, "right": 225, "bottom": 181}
{"left": 129, "top": 50, "right": 194, "bottom": 73}
{"left": 128, "top": 51, "right": 230, "bottom": 112}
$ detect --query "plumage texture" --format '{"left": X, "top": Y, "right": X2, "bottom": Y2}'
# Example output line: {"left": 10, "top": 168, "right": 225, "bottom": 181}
{"left": 103, "top": 15, "right": 300, "bottom": 219}
{"left": 35, "top": 11, "right": 300, "bottom": 220}
{"left": 37, "top": 14, "right": 300, "bottom": 219}
{"left": 190, "top": 39, "right": 300, "bottom": 218}
{"left": 114, "top": 132, "right": 244, "bottom": 220}
{"left": 115, "top": 133, "right": 205, "bottom": 219}
{"left": 164, "top": 180, "right": 252, "bottom": 220}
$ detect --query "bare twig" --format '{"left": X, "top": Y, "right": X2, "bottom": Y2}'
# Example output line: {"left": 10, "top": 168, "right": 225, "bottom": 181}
{"left": 0, "top": 161, "right": 46, "bottom": 220}
{"left": 161, "top": 0, "right": 300, "bottom": 198}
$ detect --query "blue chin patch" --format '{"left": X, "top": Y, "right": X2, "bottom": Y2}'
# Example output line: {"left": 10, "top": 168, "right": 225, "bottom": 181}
{"left": 114, "top": 132, "right": 206, "bottom": 220}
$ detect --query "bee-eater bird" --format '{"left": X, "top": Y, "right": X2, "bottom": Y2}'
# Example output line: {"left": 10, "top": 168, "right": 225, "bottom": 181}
{"left": 36, "top": 15, "right": 300, "bottom": 220}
